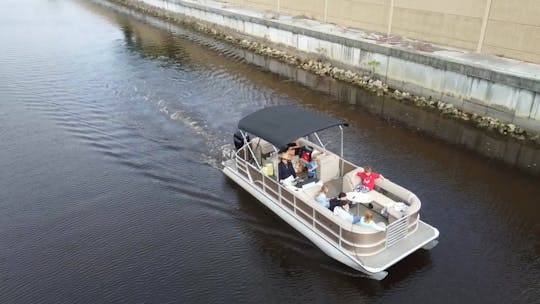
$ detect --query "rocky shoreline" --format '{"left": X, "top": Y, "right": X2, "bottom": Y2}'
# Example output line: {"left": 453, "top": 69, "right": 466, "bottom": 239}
{"left": 110, "top": 0, "right": 539, "bottom": 145}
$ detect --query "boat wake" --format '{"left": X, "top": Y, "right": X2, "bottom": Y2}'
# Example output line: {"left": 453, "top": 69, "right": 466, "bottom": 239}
{"left": 157, "top": 100, "right": 235, "bottom": 169}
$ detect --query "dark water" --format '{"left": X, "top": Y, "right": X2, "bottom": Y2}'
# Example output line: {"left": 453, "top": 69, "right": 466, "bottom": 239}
{"left": 1, "top": 0, "right": 539, "bottom": 303}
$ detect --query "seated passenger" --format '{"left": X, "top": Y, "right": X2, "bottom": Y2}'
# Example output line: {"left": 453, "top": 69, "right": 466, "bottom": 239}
{"left": 333, "top": 201, "right": 362, "bottom": 224}
{"left": 329, "top": 192, "right": 349, "bottom": 212}
{"left": 359, "top": 212, "right": 386, "bottom": 232}
{"left": 278, "top": 153, "right": 296, "bottom": 183}
{"left": 356, "top": 166, "right": 384, "bottom": 191}
{"left": 315, "top": 185, "right": 330, "bottom": 208}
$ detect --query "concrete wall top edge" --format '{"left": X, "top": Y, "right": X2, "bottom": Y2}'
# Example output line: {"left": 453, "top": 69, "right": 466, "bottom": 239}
{"left": 168, "top": 0, "right": 540, "bottom": 93}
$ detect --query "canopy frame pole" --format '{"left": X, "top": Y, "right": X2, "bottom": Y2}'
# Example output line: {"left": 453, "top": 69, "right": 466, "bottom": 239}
{"left": 240, "top": 131, "right": 261, "bottom": 170}
{"left": 339, "top": 126, "right": 344, "bottom": 158}
{"left": 339, "top": 126, "right": 344, "bottom": 176}
{"left": 313, "top": 132, "right": 325, "bottom": 152}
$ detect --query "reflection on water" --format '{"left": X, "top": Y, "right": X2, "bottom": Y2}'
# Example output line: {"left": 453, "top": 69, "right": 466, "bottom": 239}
{"left": 1, "top": 0, "right": 538, "bottom": 303}
{"left": 105, "top": 0, "right": 540, "bottom": 175}
{"left": 241, "top": 53, "right": 540, "bottom": 175}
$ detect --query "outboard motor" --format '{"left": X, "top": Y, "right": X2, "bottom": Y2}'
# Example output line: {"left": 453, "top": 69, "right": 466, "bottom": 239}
{"left": 233, "top": 131, "right": 249, "bottom": 150}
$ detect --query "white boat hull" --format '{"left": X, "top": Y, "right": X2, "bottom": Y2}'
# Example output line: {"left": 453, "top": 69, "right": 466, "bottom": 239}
{"left": 223, "top": 165, "right": 389, "bottom": 280}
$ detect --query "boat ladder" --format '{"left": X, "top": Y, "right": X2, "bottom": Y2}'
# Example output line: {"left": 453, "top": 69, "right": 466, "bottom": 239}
{"left": 385, "top": 216, "right": 409, "bottom": 248}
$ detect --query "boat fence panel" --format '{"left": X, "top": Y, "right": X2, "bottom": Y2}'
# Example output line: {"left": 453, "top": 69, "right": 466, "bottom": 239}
{"left": 248, "top": 166, "right": 263, "bottom": 185}
{"left": 295, "top": 199, "right": 314, "bottom": 223}
{"left": 235, "top": 155, "right": 249, "bottom": 180}
{"left": 262, "top": 176, "right": 280, "bottom": 200}
{"left": 281, "top": 189, "right": 295, "bottom": 211}
{"left": 233, "top": 150, "right": 392, "bottom": 255}
{"left": 408, "top": 212, "right": 419, "bottom": 224}
{"left": 340, "top": 159, "right": 357, "bottom": 175}
{"left": 386, "top": 216, "right": 409, "bottom": 248}
{"left": 235, "top": 145, "right": 255, "bottom": 181}
{"left": 236, "top": 144, "right": 251, "bottom": 162}
{"left": 314, "top": 213, "right": 340, "bottom": 243}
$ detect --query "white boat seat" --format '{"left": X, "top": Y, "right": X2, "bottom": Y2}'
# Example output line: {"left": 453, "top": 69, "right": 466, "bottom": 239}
{"left": 375, "top": 178, "right": 421, "bottom": 215}
{"left": 341, "top": 168, "right": 422, "bottom": 221}
{"left": 369, "top": 190, "right": 396, "bottom": 209}
{"left": 301, "top": 183, "right": 322, "bottom": 199}
{"left": 298, "top": 190, "right": 385, "bottom": 234}
{"left": 317, "top": 153, "right": 340, "bottom": 183}
{"left": 296, "top": 187, "right": 319, "bottom": 203}
{"left": 251, "top": 137, "right": 275, "bottom": 163}
{"left": 342, "top": 167, "right": 363, "bottom": 193}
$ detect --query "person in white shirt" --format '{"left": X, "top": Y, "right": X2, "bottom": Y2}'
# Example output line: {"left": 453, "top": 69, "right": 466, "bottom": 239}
{"left": 333, "top": 201, "right": 362, "bottom": 224}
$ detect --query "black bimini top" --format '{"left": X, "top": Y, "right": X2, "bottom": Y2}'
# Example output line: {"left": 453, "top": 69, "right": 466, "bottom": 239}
{"left": 238, "top": 106, "right": 348, "bottom": 149}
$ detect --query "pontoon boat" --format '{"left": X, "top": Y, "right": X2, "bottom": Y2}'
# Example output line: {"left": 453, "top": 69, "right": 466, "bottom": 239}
{"left": 222, "top": 106, "right": 439, "bottom": 280}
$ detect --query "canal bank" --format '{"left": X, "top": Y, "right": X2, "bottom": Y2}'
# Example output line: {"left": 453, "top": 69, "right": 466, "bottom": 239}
{"left": 91, "top": 0, "right": 540, "bottom": 174}
{"left": 106, "top": 0, "right": 540, "bottom": 142}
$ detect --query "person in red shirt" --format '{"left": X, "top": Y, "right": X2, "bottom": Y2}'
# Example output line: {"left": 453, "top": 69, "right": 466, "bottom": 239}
{"left": 357, "top": 166, "right": 384, "bottom": 191}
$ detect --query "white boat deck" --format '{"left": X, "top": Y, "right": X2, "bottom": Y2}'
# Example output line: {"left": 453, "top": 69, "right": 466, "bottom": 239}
{"left": 359, "top": 221, "right": 438, "bottom": 271}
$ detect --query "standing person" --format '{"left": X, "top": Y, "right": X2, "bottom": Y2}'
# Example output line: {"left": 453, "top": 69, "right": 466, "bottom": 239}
{"left": 334, "top": 201, "right": 362, "bottom": 224}
{"left": 356, "top": 166, "right": 384, "bottom": 191}
{"left": 278, "top": 153, "right": 296, "bottom": 183}
{"left": 306, "top": 153, "right": 319, "bottom": 179}
{"left": 359, "top": 212, "right": 386, "bottom": 232}
{"left": 328, "top": 192, "right": 349, "bottom": 211}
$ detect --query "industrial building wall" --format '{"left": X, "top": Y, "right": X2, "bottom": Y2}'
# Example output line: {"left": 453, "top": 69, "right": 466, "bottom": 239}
{"left": 225, "top": 0, "right": 540, "bottom": 63}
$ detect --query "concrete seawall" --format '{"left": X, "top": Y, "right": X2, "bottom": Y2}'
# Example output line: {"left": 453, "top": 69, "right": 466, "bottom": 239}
{"left": 107, "top": 0, "right": 540, "bottom": 136}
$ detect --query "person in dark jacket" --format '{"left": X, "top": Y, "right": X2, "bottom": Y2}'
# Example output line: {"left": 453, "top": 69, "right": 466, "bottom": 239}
{"left": 328, "top": 192, "right": 350, "bottom": 211}
{"left": 278, "top": 153, "right": 296, "bottom": 183}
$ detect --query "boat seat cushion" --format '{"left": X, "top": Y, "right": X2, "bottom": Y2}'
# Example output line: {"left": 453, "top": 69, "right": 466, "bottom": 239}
{"left": 375, "top": 179, "right": 421, "bottom": 214}
{"left": 251, "top": 137, "right": 275, "bottom": 162}
{"left": 298, "top": 184, "right": 321, "bottom": 203}
{"left": 342, "top": 168, "right": 363, "bottom": 193}
{"left": 369, "top": 190, "right": 396, "bottom": 209}
{"left": 317, "top": 153, "right": 340, "bottom": 183}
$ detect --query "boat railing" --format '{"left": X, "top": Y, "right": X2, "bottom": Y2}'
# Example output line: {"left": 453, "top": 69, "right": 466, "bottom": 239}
{"left": 233, "top": 145, "right": 387, "bottom": 256}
